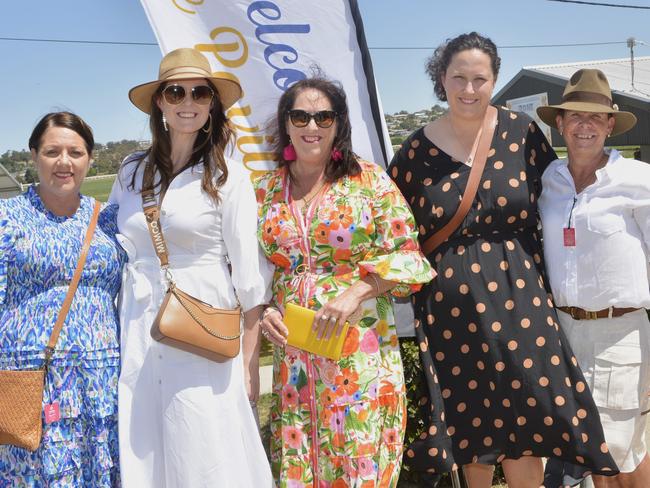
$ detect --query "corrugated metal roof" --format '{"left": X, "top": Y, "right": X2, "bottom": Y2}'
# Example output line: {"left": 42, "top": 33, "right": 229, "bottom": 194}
{"left": 524, "top": 56, "right": 650, "bottom": 102}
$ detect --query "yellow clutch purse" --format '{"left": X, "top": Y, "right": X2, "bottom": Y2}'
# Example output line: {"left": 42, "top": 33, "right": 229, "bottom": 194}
{"left": 284, "top": 303, "right": 350, "bottom": 361}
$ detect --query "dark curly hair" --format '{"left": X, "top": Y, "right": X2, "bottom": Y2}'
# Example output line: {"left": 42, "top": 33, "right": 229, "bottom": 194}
{"left": 273, "top": 76, "right": 361, "bottom": 182}
{"left": 425, "top": 32, "right": 500, "bottom": 102}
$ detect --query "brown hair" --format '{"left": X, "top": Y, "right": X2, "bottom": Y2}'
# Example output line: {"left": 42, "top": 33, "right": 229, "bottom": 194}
{"left": 128, "top": 80, "right": 232, "bottom": 203}
{"left": 29, "top": 112, "right": 94, "bottom": 154}
{"left": 274, "top": 76, "right": 361, "bottom": 182}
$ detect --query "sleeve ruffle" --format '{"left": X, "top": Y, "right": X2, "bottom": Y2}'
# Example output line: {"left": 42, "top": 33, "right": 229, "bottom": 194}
{"left": 356, "top": 162, "right": 436, "bottom": 297}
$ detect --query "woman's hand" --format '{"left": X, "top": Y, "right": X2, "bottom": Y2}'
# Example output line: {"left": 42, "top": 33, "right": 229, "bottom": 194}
{"left": 312, "top": 274, "right": 396, "bottom": 340}
{"left": 313, "top": 288, "right": 364, "bottom": 340}
{"left": 260, "top": 306, "right": 289, "bottom": 347}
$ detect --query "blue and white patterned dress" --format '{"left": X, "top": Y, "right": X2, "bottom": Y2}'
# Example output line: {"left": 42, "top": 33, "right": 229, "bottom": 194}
{"left": 0, "top": 186, "right": 126, "bottom": 487}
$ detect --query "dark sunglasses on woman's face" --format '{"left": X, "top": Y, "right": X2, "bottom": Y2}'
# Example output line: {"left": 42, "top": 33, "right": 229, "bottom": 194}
{"left": 162, "top": 84, "right": 214, "bottom": 105}
{"left": 287, "top": 109, "right": 337, "bottom": 128}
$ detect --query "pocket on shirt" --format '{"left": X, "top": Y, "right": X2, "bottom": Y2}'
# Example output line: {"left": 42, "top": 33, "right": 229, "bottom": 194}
{"left": 592, "top": 342, "right": 642, "bottom": 410}
{"left": 587, "top": 213, "right": 625, "bottom": 236}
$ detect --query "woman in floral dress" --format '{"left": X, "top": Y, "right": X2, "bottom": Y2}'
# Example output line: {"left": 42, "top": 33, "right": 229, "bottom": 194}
{"left": 256, "top": 77, "right": 435, "bottom": 487}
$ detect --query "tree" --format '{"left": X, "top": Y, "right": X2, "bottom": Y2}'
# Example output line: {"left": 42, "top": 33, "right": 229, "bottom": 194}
{"left": 23, "top": 167, "right": 37, "bottom": 184}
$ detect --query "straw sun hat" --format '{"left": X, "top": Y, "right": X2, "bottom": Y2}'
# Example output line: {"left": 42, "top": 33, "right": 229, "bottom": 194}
{"left": 129, "top": 48, "right": 242, "bottom": 114}
{"left": 536, "top": 68, "right": 636, "bottom": 137}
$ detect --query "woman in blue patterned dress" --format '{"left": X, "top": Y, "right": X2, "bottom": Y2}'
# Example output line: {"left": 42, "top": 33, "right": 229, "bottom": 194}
{"left": 0, "top": 112, "right": 126, "bottom": 486}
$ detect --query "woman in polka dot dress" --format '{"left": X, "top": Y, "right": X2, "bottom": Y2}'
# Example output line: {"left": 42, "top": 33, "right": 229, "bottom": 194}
{"left": 388, "top": 32, "right": 618, "bottom": 487}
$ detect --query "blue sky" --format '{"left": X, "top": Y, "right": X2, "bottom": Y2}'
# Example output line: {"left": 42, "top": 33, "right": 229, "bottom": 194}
{"left": 1, "top": 0, "right": 648, "bottom": 151}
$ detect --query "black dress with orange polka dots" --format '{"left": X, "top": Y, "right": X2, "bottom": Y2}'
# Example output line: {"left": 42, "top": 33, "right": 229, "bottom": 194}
{"left": 389, "top": 107, "right": 618, "bottom": 483}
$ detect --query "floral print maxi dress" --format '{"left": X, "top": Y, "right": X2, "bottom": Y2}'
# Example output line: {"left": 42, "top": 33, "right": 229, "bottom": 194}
{"left": 255, "top": 161, "right": 435, "bottom": 487}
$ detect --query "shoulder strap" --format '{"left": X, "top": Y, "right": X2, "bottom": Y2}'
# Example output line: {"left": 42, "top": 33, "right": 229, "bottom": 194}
{"left": 140, "top": 161, "right": 242, "bottom": 306}
{"left": 44, "top": 199, "right": 101, "bottom": 363}
{"left": 141, "top": 162, "right": 170, "bottom": 267}
{"left": 421, "top": 106, "right": 498, "bottom": 256}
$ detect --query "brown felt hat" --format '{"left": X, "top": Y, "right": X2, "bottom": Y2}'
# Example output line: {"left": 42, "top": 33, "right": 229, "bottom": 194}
{"left": 536, "top": 68, "right": 636, "bottom": 136}
{"left": 129, "top": 48, "right": 242, "bottom": 114}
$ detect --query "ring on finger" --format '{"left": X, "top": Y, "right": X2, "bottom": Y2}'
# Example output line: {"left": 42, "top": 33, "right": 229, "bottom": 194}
{"left": 320, "top": 315, "right": 329, "bottom": 322}
{"left": 328, "top": 316, "right": 337, "bottom": 323}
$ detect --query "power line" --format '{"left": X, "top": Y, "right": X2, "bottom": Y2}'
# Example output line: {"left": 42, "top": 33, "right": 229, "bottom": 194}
{"left": 370, "top": 41, "right": 630, "bottom": 50}
{"left": 0, "top": 36, "right": 157, "bottom": 46}
{"left": 0, "top": 36, "right": 639, "bottom": 51}
{"left": 547, "top": 0, "right": 650, "bottom": 8}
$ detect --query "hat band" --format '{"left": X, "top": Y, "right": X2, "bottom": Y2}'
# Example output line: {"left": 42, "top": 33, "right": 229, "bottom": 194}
{"left": 159, "top": 66, "right": 211, "bottom": 80}
{"left": 563, "top": 91, "right": 612, "bottom": 108}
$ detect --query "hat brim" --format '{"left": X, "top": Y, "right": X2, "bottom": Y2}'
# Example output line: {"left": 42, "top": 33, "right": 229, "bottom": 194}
{"left": 536, "top": 102, "right": 637, "bottom": 137}
{"left": 129, "top": 75, "right": 242, "bottom": 114}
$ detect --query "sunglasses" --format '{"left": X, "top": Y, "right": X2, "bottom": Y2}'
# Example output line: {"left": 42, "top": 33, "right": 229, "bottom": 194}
{"left": 287, "top": 109, "right": 337, "bottom": 128}
{"left": 162, "top": 84, "right": 214, "bottom": 105}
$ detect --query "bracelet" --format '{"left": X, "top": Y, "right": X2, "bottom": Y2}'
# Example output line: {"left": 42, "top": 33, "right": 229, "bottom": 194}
{"left": 368, "top": 273, "right": 380, "bottom": 295}
{"left": 262, "top": 306, "right": 278, "bottom": 318}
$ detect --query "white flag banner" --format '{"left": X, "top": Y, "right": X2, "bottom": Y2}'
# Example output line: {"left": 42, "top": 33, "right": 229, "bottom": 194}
{"left": 139, "top": 0, "right": 393, "bottom": 175}
{"left": 140, "top": 0, "right": 415, "bottom": 336}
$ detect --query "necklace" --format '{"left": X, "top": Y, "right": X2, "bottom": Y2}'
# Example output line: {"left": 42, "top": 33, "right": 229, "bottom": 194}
{"left": 443, "top": 117, "right": 484, "bottom": 168}
{"left": 299, "top": 180, "right": 327, "bottom": 215}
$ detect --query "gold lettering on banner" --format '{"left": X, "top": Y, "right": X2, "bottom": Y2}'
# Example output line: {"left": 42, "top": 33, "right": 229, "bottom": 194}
{"left": 195, "top": 26, "right": 276, "bottom": 174}
{"left": 212, "top": 71, "right": 246, "bottom": 98}
{"left": 195, "top": 27, "right": 248, "bottom": 68}
{"left": 227, "top": 105, "right": 260, "bottom": 133}
{"left": 171, "top": 0, "right": 203, "bottom": 14}
{"left": 236, "top": 135, "right": 277, "bottom": 177}
{"left": 227, "top": 100, "right": 277, "bottom": 175}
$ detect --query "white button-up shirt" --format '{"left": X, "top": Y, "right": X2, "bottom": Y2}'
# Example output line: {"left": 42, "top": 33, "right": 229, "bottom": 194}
{"left": 539, "top": 149, "right": 650, "bottom": 309}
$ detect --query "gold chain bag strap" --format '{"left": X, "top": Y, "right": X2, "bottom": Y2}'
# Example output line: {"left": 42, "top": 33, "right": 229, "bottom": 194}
{"left": 0, "top": 200, "right": 101, "bottom": 452}
{"left": 141, "top": 163, "right": 241, "bottom": 362}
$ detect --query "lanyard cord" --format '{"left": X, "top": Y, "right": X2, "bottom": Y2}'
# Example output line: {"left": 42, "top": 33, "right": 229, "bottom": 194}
{"left": 566, "top": 196, "right": 577, "bottom": 229}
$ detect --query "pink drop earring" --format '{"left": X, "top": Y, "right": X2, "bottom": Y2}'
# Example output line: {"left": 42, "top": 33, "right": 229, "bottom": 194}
{"left": 283, "top": 142, "right": 297, "bottom": 161}
{"left": 331, "top": 148, "right": 343, "bottom": 162}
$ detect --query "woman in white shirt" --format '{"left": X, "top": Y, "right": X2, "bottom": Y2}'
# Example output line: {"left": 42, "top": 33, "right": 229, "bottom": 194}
{"left": 538, "top": 68, "right": 649, "bottom": 488}
{"left": 109, "top": 48, "right": 273, "bottom": 487}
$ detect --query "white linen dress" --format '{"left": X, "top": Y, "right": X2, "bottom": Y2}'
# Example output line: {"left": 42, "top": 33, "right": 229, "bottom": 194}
{"left": 109, "top": 154, "right": 273, "bottom": 487}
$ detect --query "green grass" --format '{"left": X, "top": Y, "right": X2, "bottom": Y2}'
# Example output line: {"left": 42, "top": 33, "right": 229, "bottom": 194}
{"left": 260, "top": 337, "right": 274, "bottom": 366}
{"left": 80, "top": 176, "right": 116, "bottom": 202}
{"left": 258, "top": 392, "right": 272, "bottom": 460}
{"left": 260, "top": 353, "right": 273, "bottom": 367}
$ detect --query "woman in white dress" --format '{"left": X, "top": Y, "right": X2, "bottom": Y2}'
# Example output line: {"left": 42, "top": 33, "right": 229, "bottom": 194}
{"left": 109, "top": 48, "right": 274, "bottom": 487}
